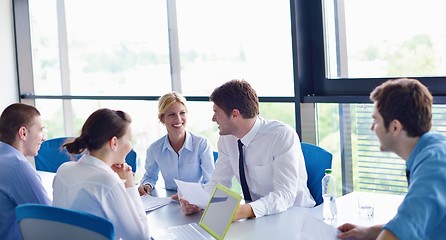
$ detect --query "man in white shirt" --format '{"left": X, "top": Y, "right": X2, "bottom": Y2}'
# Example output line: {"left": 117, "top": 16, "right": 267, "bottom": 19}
{"left": 181, "top": 79, "right": 315, "bottom": 220}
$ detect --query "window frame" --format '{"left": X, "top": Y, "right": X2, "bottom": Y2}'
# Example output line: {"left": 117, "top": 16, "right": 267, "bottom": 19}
{"left": 294, "top": 0, "right": 446, "bottom": 104}
{"left": 13, "top": 0, "right": 304, "bottom": 137}
{"left": 17, "top": 0, "right": 445, "bottom": 196}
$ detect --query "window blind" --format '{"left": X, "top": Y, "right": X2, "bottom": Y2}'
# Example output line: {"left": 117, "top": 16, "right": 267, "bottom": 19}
{"left": 354, "top": 104, "right": 446, "bottom": 195}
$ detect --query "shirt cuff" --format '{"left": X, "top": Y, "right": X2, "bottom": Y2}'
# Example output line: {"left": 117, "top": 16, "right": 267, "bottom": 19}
{"left": 141, "top": 181, "right": 154, "bottom": 189}
{"left": 248, "top": 200, "right": 265, "bottom": 218}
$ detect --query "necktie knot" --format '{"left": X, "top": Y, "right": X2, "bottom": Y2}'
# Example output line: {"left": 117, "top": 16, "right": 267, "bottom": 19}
{"left": 238, "top": 139, "right": 243, "bottom": 148}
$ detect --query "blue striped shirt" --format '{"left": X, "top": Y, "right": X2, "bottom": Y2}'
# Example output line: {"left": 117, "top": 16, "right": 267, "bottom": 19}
{"left": 140, "top": 131, "right": 214, "bottom": 190}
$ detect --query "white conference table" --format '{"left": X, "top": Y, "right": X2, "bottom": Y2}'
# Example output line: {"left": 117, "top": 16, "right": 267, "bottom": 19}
{"left": 37, "top": 171, "right": 405, "bottom": 239}
{"left": 37, "top": 170, "right": 55, "bottom": 200}
{"left": 148, "top": 189, "right": 405, "bottom": 239}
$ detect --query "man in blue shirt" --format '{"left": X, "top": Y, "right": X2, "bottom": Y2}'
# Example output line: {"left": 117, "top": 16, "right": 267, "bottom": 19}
{"left": 0, "top": 103, "right": 51, "bottom": 240}
{"left": 338, "top": 78, "right": 446, "bottom": 240}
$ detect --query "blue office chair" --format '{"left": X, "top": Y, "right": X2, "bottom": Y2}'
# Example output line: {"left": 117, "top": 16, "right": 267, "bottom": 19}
{"left": 213, "top": 151, "right": 218, "bottom": 163}
{"left": 36, "top": 137, "right": 137, "bottom": 173}
{"left": 35, "top": 137, "right": 81, "bottom": 173}
{"left": 301, "top": 142, "right": 333, "bottom": 206}
{"left": 125, "top": 148, "right": 137, "bottom": 173}
{"left": 16, "top": 203, "right": 114, "bottom": 240}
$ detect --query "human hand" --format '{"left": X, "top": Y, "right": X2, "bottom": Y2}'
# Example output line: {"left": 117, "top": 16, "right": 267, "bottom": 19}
{"left": 337, "top": 223, "right": 378, "bottom": 240}
{"left": 138, "top": 184, "right": 152, "bottom": 196}
{"left": 233, "top": 204, "right": 255, "bottom": 221}
{"left": 171, "top": 193, "right": 179, "bottom": 201}
{"left": 112, "top": 163, "right": 134, "bottom": 188}
{"left": 179, "top": 198, "right": 201, "bottom": 215}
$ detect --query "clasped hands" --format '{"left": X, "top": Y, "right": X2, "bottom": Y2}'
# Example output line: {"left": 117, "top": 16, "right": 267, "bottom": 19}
{"left": 111, "top": 163, "right": 134, "bottom": 188}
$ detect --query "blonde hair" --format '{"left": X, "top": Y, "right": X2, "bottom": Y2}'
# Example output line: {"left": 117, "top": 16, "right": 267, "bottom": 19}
{"left": 158, "top": 92, "right": 188, "bottom": 122}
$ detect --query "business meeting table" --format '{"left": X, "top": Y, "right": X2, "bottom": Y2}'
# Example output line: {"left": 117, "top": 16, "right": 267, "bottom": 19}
{"left": 147, "top": 188, "right": 404, "bottom": 239}
{"left": 37, "top": 171, "right": 405, "bottom": 239}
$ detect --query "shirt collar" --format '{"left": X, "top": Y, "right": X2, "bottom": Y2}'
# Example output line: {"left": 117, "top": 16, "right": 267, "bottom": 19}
{"left": 183, "top": 131, "right": 193, "bottom": 151}
{"left": 78, "top": 154, "right": 117, "bottom": 176}
{"left": 162, "top": 131, "right": 192, "bottom": 152}
{"left": 406, "top": 131, "right": 432, "bottom": 170}
{"left": 0, "top": 141, "right": 25, "bottom": 159}
{"left": 240, "top": 117, "right": 260, "bottom": 147}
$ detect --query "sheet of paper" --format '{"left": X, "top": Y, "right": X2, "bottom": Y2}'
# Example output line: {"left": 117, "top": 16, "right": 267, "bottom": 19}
{"left": 174, "top": 179, "right": 210, "bottom": 209}
{"left": 299, "top": 214, "right": 339, "bottom": 240}
{"left": 140, "top": 195, "right": 172, "bottom": 211}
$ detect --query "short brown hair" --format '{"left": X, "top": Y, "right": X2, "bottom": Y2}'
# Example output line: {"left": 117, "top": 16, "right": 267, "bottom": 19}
{"left": 370, "top": 78, "right": 432, "bottom": 137}
{"left": 210, "top": 79, "right": 259, "bottom": 118}
{"left": 0, "top": 103, "right": 41, "bottom": 145}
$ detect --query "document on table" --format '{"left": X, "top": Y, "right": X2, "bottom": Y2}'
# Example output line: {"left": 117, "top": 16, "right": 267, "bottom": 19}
{"left": 299, "top": 214, "right": 339, "bottom": 240}
{"left": 140, "top": 195, "right": 172, "bottom": 211}
{"left": 174, "top": 179, "right": 210, "bottom": 209}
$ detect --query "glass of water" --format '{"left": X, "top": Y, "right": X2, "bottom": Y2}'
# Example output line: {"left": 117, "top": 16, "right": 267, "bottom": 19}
{"left": 357, "top": 194, "right": 375, "bottom": 218}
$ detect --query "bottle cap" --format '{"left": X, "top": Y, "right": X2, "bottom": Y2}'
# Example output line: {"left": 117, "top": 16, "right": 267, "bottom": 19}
{"left": 325, "top": 169, "right": 332, "bottom": 174}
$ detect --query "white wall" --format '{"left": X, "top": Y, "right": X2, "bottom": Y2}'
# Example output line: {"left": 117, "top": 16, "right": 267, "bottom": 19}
{"left": 0, "top": 0, "right": 19, "bottom": 112}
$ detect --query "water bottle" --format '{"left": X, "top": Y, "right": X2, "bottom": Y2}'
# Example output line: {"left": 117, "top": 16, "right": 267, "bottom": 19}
{"left": 322, "top": 169, "right": 337, "bottom": 220}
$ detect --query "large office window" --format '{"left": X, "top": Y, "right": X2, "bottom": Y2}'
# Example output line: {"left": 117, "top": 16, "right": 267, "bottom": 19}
{"left": 176, "top": 0, "right": 294, "bottom": 96}
{"left": 318, "top": 103, "right": 446, "bottom": 195}
{"left": 30, "top": 0, "right": 171, "bottom": 96}
{"left": 298, "top": 0, "right": 446, "bottom": 97}
{"left": 18, "top": 0, "right": 446, "bottom": 195}
{"left": 324, "top": 0, "right": 446, "bottom": 79}
{"left": 18, "top": 0, "right": 297, "bottom": 180}
{"left": 313, "top": 0, "right": 446, "bottom": 195}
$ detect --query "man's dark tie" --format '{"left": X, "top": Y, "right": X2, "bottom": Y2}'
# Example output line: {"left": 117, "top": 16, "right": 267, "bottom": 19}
{"left": 238, "top": 140, "right": 252, "bottom": 201}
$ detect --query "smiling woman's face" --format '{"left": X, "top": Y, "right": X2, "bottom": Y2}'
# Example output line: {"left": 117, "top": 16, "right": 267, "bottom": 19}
{"left": 162, "top": 102, "right": 187, "bottom": 137}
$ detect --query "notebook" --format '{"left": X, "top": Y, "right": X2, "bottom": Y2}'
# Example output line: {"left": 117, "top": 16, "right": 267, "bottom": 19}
{"left": 151, "top": 183, "right": 242, "bottom": 240}
{"left": 141, "top": 195, "right": 172, "bottom": 211}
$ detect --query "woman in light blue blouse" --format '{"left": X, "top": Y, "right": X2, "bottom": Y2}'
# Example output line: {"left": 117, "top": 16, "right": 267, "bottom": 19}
{"left": 138, "top": 92, "right": 214, "bottom": 198}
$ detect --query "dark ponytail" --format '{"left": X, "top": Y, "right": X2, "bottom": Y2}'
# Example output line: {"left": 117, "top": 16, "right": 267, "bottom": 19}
{"left": 63, "top": 108, "right": 131, "bottom": 154}
{"left": 63, "top": 135, "right": 89, "bottom": 155}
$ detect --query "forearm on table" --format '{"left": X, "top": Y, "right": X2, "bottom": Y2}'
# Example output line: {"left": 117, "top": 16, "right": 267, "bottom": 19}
{"left": 234, "top": 204, "right": 255, "bottom": 221}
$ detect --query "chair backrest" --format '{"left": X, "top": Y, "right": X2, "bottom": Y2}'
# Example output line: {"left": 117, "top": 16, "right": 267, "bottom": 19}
{"left": 125, "top": 148, "right": 137, "bottom": 173}
{"left": 35, "top": 137, "right": 81, "bottom": 173}
{"left": 301, "top": 142, "right": 333, "bottom": 206}
{"left": 16, "top": 204, "right": 114, "bottom": 240}
{"left": 213, "top": 151, "right": 218, "bottom": 163}
{"left": 36, "top": 137, "right": 137, "bottom": 173}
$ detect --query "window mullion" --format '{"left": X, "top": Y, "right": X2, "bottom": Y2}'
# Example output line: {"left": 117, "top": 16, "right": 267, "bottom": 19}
{"left": 56, "top": 0, "right": 74, "bottom": 136}
{"left": 166, "top": 0, "right": 182, "bottom": 93}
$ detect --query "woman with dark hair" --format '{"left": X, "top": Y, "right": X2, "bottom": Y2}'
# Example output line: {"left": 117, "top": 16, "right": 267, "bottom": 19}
{"left": 52, "top": 108, "right": 150, "bottom": 240}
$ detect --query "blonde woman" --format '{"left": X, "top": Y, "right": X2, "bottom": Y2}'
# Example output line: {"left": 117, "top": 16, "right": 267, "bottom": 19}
{"left": 138, "top": 92, "right": 214, "bottom": 199}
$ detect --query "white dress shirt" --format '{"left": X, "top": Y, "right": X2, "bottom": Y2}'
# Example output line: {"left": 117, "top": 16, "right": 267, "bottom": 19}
{"left": 52, "top": 154, "right": 150, "bottom": 240}
{"left": 204, "top": 117, "right": 315, "bottom": 218}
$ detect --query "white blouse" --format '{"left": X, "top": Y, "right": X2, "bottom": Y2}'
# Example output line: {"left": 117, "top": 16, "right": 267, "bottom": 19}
{"left": 52, "top": 154, "right": 150, "bottom": 240}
